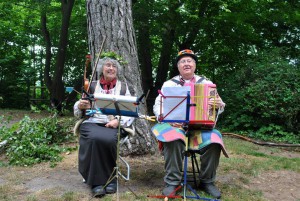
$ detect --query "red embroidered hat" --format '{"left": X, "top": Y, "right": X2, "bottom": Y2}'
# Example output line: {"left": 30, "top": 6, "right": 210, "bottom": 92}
{"left": 176, "top": 49, "right": 198, "bottom": 64}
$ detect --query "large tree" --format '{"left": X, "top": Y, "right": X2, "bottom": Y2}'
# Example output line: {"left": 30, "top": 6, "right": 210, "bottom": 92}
{"left": 86, "top": 0, "right": 155, "bottom": 155}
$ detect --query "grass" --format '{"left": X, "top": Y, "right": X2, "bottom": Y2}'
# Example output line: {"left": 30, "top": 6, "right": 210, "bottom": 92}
{"left": 222, "top": 138, "right": 299, "bottom": 173}
{"left": 0, "top": 135, "right": 299, "bottom": 200}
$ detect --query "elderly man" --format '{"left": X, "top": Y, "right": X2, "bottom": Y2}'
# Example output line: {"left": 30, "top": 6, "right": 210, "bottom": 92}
{"left": 153, "top": 49, "right": 228, "bottom": 199}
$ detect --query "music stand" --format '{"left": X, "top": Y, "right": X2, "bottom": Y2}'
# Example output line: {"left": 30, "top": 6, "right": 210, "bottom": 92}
{"left": 91, "top": 93, "right": 140, "bottom": 200}
{"left": 149, "top": 87, "right": 219, "bottom": 201}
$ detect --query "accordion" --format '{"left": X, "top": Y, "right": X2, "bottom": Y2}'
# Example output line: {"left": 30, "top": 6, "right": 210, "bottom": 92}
{"left": 188, "top": 83, "right": 217, "bottom": 129}
{"left": 159, "top": 83, "right": 218, "bottom": 129}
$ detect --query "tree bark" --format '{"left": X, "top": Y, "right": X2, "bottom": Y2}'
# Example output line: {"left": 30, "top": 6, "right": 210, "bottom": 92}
{"left": 41, "top": 11, "right": 52, "bottom": 92}
{"left": 134, "top": 0, "right": 154, "bottom": 114}
{"left": 52, "top": 0, "right": 75, "bottom": 112}
{"left": 86, "top": 0, "right": 156, "bottom": 155}
{"left": 41, "top": 0, "right": 75, "bottom": 113}
{"left": 151, "top": 2, "right": 182, "bottom": 111}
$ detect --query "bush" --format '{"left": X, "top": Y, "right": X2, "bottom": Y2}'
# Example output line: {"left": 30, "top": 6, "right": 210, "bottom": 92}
{"left": 221, "top": 49, "right": 300, "bottom": 143}
{"left": 0, "top": 115, "right": 76, "bottom": 166}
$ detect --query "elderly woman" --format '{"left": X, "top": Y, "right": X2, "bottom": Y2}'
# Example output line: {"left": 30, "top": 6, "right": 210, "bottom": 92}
{"left": 74, "top": 55, "right": 133, "bottom": 197}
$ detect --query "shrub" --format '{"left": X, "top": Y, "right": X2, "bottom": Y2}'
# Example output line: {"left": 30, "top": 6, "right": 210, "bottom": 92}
{"left": 220, "top": 48, "right": 300, "bottom": 143}
{"left": 0, "top": 115, "right": 76, "bottom": 166}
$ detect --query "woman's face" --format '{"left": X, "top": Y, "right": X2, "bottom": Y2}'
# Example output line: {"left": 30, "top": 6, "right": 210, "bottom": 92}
{"left": 102, "top": 62, "right": 118, "bottom": 81}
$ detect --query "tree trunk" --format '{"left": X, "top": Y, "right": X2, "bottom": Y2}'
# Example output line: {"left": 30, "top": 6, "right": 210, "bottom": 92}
{"left": 41, "top": 0, "right": 75, "bottom": 113}
{"left": 86, "top": 0, "right": 156, "bottom": 155}
{"left": 134, "top": 1, "right": 154, "bottom": 114}
{"left": 149, "top": 2, "right": 181, "bottom": 113}
{"left": 41, "top": 11, "right": 52, "bottom": 92}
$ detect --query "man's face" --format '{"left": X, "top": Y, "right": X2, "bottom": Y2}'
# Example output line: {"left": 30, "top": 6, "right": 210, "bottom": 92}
{"left": 177, "top": 56, "right": 196, "bottom": 79}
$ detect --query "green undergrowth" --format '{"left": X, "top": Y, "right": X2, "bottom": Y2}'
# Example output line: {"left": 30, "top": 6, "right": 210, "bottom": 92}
{"left": 0, "top": 114, "right": 77, "bottom": 167}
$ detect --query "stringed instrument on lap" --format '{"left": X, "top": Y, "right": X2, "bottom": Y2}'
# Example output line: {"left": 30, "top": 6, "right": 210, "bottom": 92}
{"left": 81, "top": 37, "right": 107, "bottom": 116}
{"left": 83, "top": 54, "right": 91, "bottom": 93}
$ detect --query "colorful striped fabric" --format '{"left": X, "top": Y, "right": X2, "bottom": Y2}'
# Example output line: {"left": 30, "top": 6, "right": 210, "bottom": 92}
{"left": 151, "top": 123, "right": 186, "bottom": 142}
{"left": 151, "top": 123, "right": 228, "bottom": 157}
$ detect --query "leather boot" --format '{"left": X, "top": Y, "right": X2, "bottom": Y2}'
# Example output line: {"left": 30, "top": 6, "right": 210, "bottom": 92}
{"left": 199, "top": 182, "right": 221, "bottom": 199}
{"left": 105, "top": 180, "right": 117, "bottom": 194}
{"left": 91, "top": 185, "right": 106, "bottom": 197}
{"left": 162, "top": 184, "right": 180, "bottom": 196}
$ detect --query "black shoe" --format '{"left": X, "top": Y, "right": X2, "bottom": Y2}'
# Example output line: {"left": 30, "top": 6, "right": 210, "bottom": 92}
{"left": 162, "top": 184, "right": 179, "bottom": 196}
{"left": 105, "top": 181, "right": 117, "bottom": 194}
{"left": 199, "top": 183, "right": 221, "bottom": 199}
{"left": 91, "top": 185, "right": 106, "bottom": 197}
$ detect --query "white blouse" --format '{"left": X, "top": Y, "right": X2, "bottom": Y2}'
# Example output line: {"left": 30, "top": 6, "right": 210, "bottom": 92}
{"left": 73, "top": 80, "right": 134, "bottom": 127}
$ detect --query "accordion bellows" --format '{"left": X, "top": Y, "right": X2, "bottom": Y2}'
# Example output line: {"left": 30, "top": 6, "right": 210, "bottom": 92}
{"left": 189, "top": 83, "right": 217, "bottom": 129}
{"left": 159, "top": 83, "right": 219, "bottom": 129}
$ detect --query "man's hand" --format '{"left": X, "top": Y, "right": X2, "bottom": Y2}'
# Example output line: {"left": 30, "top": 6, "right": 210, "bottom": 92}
{"left": 208, "top": 96, "right": 224, "bottom": 108}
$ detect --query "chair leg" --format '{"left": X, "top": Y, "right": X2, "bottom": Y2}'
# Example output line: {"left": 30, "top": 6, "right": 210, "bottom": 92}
{"left": 190, "top": 152, "right": 198, "bottom": 187}
{"left": 193, "top": 152, "right": 201, "bottom": 187}
{"left": 119, "top": 136, "right": 130, "bottom": 181}
{"left": 181, "top": 152, "right": 201, "bottom": 187}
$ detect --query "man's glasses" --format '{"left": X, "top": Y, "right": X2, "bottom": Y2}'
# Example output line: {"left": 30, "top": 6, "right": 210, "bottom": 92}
{"left": 104, "top": 63, "right": 117, "bottom": 68}
{"left": 178, "top": 59, "right": 195, "bottom": 64}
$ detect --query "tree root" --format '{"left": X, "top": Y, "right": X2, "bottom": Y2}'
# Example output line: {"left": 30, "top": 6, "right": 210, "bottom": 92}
{"left": 222, "top": 132, "right": 300, "bottom": 147}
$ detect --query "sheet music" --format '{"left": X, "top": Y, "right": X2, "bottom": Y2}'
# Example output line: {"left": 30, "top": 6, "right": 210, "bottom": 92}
{"left": 162, "top": 86, "right": 190, "bottom": 121}
{"left": 94, "top": 93, "right": 139, "bottom": 117}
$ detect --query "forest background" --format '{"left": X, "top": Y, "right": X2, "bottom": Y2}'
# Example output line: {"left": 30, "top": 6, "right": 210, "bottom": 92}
{"left": 0, "top": 0, "right": 299, "bottom": 147}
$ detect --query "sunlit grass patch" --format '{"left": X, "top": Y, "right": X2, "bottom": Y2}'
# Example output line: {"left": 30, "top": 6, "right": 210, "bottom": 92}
{"left": 26, "top": 187, "right": 86, "bottom": 201}
{"left": 0, "top": 184, "right": 15, "bottom": 201}
{"left": 26, "top": 194, "right": 83, "bottom": 201}
{"left": 0, "top": 184, "right": 27, "bottom": 201}
{"left": 221, "top": 183, "right": 265, "bottom": 201}
{"left": 222, "top": 138, "right": 300, "bottom": 174}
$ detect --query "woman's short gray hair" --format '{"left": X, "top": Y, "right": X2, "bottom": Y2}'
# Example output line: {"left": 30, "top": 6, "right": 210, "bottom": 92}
{"left": 96, "top": 57, "right": 123, "bottom": 79}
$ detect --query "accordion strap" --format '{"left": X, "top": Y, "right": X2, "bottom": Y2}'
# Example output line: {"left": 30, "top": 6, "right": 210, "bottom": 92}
{"left": 196, "top": 77, "right": 205, "bottom": 83}
{"left": 171, "top": 78, "right": 183, "bottom": 85}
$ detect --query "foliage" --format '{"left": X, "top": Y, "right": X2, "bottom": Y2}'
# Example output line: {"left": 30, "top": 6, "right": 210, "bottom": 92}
{"left": 1, "top": 0, "right": 300, "bottom": 144}
{"left": 0, "top": 0, "right": 87, "bottom": 109}
{"left": 253, "top": 124, "right": 299, "bottom": 144}
{"left": 100, "top": 51, "right": 128, "bottom": 65}
{"left": 0, "top": 115, "right": 76, "bottom": 166}
{"left": 220, "top": 48, "right": 300, "bottom": 143}
{"left": 0, "top": 2, "right": 33, "bottom": 109}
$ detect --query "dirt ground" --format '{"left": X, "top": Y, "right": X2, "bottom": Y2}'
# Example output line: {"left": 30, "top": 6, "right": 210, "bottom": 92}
{"left": 0, "top": 110, "right": 300, "bottom": 201}
{"left": 0, "top": 150, "right": 299, "bottom": 201}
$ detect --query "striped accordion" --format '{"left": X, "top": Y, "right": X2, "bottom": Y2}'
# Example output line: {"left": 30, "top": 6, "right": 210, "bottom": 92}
{"left": 188, "top": 83, "right": 217, "bottom": 129}
{"left": 160, "top": 83, "right": 218, "bottom": 129}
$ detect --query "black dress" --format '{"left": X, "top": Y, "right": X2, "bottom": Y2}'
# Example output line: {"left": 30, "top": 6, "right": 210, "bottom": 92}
{"left": 78, "top": 122, "right": 118, "bottom": 186}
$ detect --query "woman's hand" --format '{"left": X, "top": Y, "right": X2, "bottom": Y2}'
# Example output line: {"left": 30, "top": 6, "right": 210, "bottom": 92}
{"left": 78, "top": 99, "right": 91, "bottom": 110}
{"left": 106, "top": 119, "right": 119, "bottom": 128}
